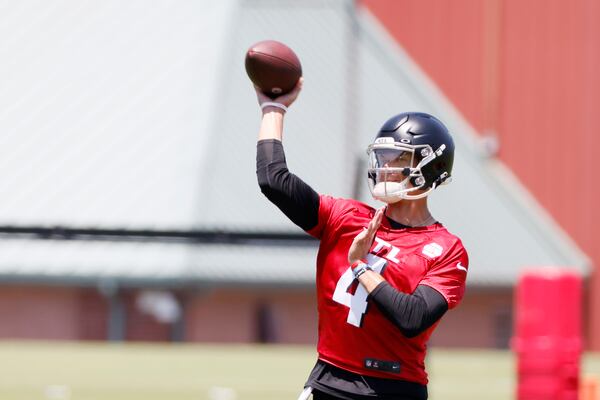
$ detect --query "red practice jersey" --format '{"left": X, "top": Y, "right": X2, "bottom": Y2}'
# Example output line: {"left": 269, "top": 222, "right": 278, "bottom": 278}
{"left": 307, "top": 195, "right": 469, "bottom": 385}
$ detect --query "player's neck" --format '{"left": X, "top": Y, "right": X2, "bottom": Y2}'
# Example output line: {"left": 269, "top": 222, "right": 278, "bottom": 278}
{"left": 385, "top": 198, "right": 435, "bottom": 227}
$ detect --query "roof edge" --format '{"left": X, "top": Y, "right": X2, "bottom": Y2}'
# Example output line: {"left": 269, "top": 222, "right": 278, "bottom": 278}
{"left": 485, "top": 159, "right": 591, "bottom": 274}
{"left": 357, "top": 5, "right": 591, "bottom": 276}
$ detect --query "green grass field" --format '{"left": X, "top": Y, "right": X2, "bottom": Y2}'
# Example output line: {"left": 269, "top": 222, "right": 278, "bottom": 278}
{"left": 0, "top": 342, "right": 598, "bottom": 400}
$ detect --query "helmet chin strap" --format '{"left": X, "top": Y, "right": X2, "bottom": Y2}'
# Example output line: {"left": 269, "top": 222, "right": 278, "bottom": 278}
{"left": 373, "top": 194, "right": 403, "bottom": 204}
{"left": 398, "top": 185, "right": 436, "bottom": 200}
{"left": 371, "top": 181, "right": 436, "bottom": 202}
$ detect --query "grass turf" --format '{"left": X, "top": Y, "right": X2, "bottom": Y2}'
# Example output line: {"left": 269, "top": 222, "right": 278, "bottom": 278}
{"left": 0, "top": 342, "right": 598, "bottom": 400}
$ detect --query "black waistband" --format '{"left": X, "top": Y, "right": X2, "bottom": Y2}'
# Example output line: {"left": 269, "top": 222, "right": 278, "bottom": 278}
{"left": 305, "top": 359, "right": 427, "bottom": 400}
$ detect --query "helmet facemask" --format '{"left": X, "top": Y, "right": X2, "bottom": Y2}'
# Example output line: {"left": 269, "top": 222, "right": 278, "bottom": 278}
{"left": 367, "top": 140, "right": 445, "bottom": 202}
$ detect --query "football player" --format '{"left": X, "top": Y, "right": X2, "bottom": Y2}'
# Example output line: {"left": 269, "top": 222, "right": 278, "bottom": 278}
{"left": 255, "top": 78, "right": 469, "bottom": 400}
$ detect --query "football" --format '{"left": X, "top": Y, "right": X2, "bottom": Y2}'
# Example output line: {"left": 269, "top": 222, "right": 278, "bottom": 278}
{"left": 245, "top": 40, "right": 302, "bottom": 98}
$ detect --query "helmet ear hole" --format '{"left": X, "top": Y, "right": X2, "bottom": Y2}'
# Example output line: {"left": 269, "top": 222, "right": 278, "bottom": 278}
{"left": 413, "top": 176, "right": 425, "bottom": 186}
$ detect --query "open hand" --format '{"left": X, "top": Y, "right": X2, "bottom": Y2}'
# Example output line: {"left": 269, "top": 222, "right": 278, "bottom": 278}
{"left": 348, "top": 208, "right": 384, "bottom": 265}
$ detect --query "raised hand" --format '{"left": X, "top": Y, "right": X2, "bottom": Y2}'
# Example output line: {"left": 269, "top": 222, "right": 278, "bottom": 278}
{"left": 348, "top": 207, "right": 384, "bottom": 265}
{"left": 255, "top": 77, "right": 304, "bottom": 110}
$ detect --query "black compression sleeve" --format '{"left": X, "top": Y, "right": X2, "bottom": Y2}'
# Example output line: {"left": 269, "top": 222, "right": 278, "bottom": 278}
{"left": 256, "top": 139, "right": 320, "bottom": 231}
{"left": 369, "top": 283, "right": 448, "bottom": 338}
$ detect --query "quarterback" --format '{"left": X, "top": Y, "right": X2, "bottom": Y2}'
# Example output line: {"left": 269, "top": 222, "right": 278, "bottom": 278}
{"left": 255, "top": 79, "right": 469, "bottom": 400}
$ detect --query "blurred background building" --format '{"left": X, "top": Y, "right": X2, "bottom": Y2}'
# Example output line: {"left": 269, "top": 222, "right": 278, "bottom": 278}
{"left": 0, "top": 0, "right": 596, "bottom": 350}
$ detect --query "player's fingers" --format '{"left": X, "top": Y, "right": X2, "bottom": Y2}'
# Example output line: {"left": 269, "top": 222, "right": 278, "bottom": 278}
{"left": 291, "top": 76, "right": 303, "bottom": 92}
{"left": 366, "top": 219, "right": 376, "bottom": 237}
{"left": 374, "top": 208, "right": 384, "bottom": 228}
{"left": 276, "top": 77, "right": 303, "bottom": 106}
{"left": 355, "top": 227, "right": 369, "bottom": 242}
{"left": 367, "top": 208, "right": 384, "bottom": 235}
{"left": 254, "top": 85, "right": 270, "bottom": 104}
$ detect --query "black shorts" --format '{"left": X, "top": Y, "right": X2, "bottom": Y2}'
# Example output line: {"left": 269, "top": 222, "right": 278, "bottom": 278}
{"left": 305, "top": 360, "right": 428, "bottom": 400}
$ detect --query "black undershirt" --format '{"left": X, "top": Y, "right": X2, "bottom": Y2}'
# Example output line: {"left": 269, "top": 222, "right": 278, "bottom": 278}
{"left": 256, "top": 139, "right": 447, "bottom": 398}
{"left": 256, "top": 139, "right": 319, "bottom": 231}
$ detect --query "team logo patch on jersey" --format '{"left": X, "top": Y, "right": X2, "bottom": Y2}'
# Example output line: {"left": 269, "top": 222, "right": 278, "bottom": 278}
{"left": 422, "top": 243, "right": 443, "bottom": 258}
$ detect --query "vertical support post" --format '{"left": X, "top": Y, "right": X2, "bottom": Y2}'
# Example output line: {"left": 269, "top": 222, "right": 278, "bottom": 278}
{"left": 481, "top": 0, "right": 502, "bottom": 157}
{"left": 170, "top": 292, "right": 185, "bottom": 342}
{"left": 98, "top": 279, "right": 126, "bottom": 342}
{"left": 345, "top": 0, "right": 363, "bottom": 200}
{"left": 108, "top": 290, "right": 126, "bottom": 342}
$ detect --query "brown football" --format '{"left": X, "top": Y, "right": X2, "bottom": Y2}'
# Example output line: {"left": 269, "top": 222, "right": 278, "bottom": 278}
{"left": 245, "top": 40, "right": 302, "bottom": 98}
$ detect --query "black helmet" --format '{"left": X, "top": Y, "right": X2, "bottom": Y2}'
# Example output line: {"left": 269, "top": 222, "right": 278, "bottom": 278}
{"left": 366, "top": 112, "right": 455, "bottom": 202}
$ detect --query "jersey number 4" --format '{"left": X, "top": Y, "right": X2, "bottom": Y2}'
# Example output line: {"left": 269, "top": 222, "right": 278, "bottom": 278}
{"left": 332, "top": 254, "right": 387, "bottom": 327}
